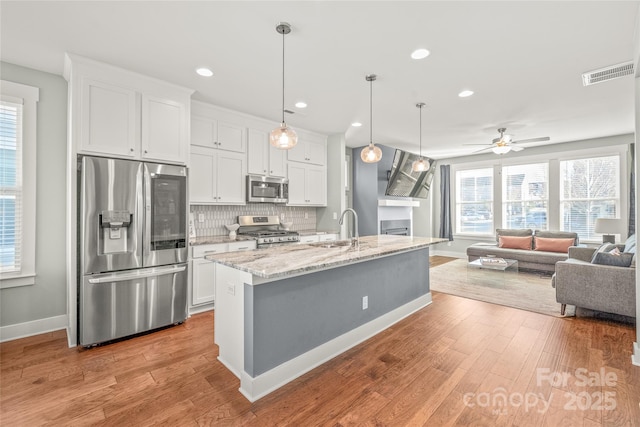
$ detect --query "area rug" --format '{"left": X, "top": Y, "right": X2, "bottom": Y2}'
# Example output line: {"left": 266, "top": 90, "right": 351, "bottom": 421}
{"left": 429, "top": 258, "right": 571, "bottom": 317}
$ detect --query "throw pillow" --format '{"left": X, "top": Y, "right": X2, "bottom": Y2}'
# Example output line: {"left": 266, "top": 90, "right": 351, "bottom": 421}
{"left": 624, "top": 234, "right": 636, "bottom": 253}
{"left": 591, "top": 243, "right": 616, "bottom": 263}
{"left": 591, "top": 251, "right": 634, "bottom": 267}
{"left": 498, "top": 235, "right": 532, "bottom": 250}
{"left": 533, "top": 237, "right": 575, "bottom": 253}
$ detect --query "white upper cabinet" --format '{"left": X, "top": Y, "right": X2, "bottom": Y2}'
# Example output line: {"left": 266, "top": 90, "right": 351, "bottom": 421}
{"left": 287, "top": 163, "right": 326, "bottom": 206}
{"left": 247, "top": 128, "right": 286, "bottom": 177}
{"left": 191, "top": 101, "right": 246, "bottom": 153}
{"left": 65, "top": 54, "right": 193, "bottom": 165}
{"left": 287, "top": 134, "right": 327, "bottom": 166}
{"left": 189, "top": 146, "right": 246, "bottom": 205}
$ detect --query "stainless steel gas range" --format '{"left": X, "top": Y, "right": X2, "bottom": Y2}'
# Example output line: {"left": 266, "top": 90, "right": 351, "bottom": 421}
{"left": 237, "top": 215, "right": 299, "bottom": 247}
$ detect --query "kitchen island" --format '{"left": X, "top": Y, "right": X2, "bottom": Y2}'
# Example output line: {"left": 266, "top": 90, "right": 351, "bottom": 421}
{"left": 206, "top": 234, "right": 446, "bottom": 401}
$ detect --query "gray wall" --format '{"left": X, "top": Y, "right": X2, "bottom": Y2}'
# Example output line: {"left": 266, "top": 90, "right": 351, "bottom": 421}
{"left": 419, "top": 134, "right": 635, "bottom": 256}
{"left": 0, "top": 62, "right": 68, "bottom": 327}
{"left": 352, "top": 144, "right": 397, "bottom": 236}
{"left": 244, "top": 247, "right": 429, "bottom": 376}
{"left": 316, "top": 133, "right": 346, "bottom": 233}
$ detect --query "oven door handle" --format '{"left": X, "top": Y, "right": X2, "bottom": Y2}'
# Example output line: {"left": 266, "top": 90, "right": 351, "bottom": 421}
{"left": 87, "top": 265, "right": 187, "bottom": 284}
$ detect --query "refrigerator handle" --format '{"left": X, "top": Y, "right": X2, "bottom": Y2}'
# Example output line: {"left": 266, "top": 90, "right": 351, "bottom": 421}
{"left": 143, "top": 164, "right": 152, "bottom": 257}
{"left": 87, "top": 265, "right": 187, "bottom": 284}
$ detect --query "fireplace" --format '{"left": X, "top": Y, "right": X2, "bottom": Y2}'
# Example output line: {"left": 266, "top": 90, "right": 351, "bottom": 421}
{"left": 380, "top": 219, "right": 411, "bottom": 236}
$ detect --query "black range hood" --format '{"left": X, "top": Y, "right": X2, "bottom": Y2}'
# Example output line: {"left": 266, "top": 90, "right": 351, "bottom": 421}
{"left": 385, "top": 150, "right": 436, "bottom": 199}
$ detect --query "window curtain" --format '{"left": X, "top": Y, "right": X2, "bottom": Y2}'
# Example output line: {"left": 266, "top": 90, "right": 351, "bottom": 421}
{"left": 439, "top": 164, "right": 453, "bottom": 241}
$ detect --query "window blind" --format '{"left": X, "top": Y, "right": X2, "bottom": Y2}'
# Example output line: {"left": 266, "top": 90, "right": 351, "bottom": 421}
{"left": 502, "top": 163, "right": 549, "bottom": 230}
{"left": 0, "top": 97, "right": 23, "bottom": 273}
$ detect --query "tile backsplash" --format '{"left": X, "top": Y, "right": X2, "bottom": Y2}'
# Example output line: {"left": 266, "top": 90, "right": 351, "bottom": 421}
{"left": 190, "top": 204, "right": 317, "bottom": 237}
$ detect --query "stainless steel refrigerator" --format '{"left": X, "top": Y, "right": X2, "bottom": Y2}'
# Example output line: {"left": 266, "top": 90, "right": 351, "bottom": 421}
{"left": 78, "top": 156, "right": 188, "bottom": 346}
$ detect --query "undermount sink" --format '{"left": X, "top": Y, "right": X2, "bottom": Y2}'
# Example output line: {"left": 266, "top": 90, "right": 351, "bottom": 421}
{"left": 309, "top": 239, "right": 354, "bottom": 249}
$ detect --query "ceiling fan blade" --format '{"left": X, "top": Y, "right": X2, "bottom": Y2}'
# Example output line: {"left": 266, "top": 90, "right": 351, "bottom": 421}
{"left": 471, "top": 146, "right": 494, "bottom": 154}
{"left": 511, "top": 145, "right": 525, "bottom": 152}
{"left": 463, "top": 143, "right": 494, "bottom": 146}
{"left": 511, "top": 136, "right": 550, "bottom": 144}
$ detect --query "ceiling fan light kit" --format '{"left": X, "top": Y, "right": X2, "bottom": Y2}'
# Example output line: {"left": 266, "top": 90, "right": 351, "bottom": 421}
{"left": 269, "top": 22, "right": 298, "bottom": 150}
{"left": 412, "top": 102, "right": 429, "bottom": 172}
{"left": 361, "top": 74, "right": 383, "bottom": 163}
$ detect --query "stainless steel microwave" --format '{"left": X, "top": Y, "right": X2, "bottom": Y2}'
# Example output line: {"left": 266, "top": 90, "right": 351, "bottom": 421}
{"left": 246, "top": 175, "right": 288, "bottom": 203}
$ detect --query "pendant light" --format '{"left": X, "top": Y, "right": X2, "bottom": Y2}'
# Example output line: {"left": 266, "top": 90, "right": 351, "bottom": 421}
{"left": 412, "top": 102, "right": 429, "bottom": 172}
{"left": 269, "top": 22, "right": 298, "bottom": 150}
{"left": 360, "top": 74, "right": 382, "bottom": 163}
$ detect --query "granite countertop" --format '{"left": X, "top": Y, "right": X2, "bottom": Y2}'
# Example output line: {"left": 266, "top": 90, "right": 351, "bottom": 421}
{"left": 205, "top": 235, "right": 447, "bottom": 279}
{"left": 190, "top": 235, "right": 255, "bottom": 246}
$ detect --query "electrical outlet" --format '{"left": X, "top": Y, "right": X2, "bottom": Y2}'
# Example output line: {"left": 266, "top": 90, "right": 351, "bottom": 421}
{"left": 227, "top": 284, "right": 235, "bottom": 296}
{"left": 333, "top": 212, "right": 337, "bottom": 220}
{"left": 198, "top": 213, "right": 205, "bottom": 223}
{"left": 447, "top": 241, "right": 452, "bottom": 247}
{"left": 304, "top": 212, "right": 309, "bottom": 219}
{"left": 362, "top": 296, "right": 368, "bottom": 310}
{"left": 280, "top": 213, "right": 285, "bottom": 220}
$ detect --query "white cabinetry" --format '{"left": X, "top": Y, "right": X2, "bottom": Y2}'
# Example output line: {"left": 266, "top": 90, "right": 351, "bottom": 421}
{"left": 190, "top": 146, "right": 246, "bottom": 205}
{"left": 64, "top": 54, "right": 193, "bottom": 165}
{"left": 190, "top": 240, "right": 256, "bottom": 312}
{"left": 191, "top": 101, "right": 246, "bottom": 153}
{"left": 287, "top": 163, "right": 326, "bottom": 206}
{"left": 287, "top": 135, "right": 326, "bottom": 166}
{"left": 247, "top": 128, "right": 287, "bottom": 177}
{"left": 298, "top": 233, "right": 338, "bottom": 244}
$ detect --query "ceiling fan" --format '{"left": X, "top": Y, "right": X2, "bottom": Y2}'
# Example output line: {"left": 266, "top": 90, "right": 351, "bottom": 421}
{"left": 465, "top": 128, "right": 550, "bottom": 155}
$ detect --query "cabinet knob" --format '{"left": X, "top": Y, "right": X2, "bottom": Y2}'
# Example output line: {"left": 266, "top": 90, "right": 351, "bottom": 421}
{"left": 130, "top": 148, "right": 134, "bottom": 152}
{"left": 264, "top": 170, "right": 267, "bottom": 173}
{"left": 144, "top": 150, "right": 148, "bottom": 154}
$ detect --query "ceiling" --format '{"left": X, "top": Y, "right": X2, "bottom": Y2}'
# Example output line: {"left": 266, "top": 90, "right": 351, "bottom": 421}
{"left": 1, "top": 1, "right": 638, "bottom": 159}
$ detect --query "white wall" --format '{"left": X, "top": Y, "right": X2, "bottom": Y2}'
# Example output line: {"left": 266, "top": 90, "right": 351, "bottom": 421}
{"left": 317, "top": 134, "right": 346, "bottom": 235}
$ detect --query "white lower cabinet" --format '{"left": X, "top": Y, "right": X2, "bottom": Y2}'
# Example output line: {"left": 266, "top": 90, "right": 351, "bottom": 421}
{"left": 190, "top": 240, "right": 256, "bottom": 313}
{"left": 298, "top": 233, "right": 338, "bottom": 244}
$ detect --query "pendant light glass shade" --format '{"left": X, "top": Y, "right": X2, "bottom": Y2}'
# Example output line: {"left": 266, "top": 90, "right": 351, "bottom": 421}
{"left": 270, "top": 123, "right": 298, "bottom": 149}
{"left": 412, "top": 102, "right": 429, "bottom": 172}
{"left": 360, "top": 74, "right": 381, "bottom": 164}
{"left": 270, "top": 22, "right": 298, "bottom": 150}
{"left": 361, "top": 142, "right": 383, "bottom": 163}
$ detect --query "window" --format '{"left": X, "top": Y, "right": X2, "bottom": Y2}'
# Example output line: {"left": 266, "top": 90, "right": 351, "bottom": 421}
{"left": 502, "top": 163, "right": 548, "bottom": 230}
{"left": 0, "top": 81, "right": 38, "bottom": 288}
{"left": 560, "top": 155, "right": 620, "bottom": 240}
{"left": 455, "top": 168, "right": 493, "bottom": 234}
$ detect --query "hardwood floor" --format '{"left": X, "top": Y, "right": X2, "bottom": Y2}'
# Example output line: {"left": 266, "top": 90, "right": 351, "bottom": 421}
{"left": 2, "top": 257, "right": 638, "bottom": 426}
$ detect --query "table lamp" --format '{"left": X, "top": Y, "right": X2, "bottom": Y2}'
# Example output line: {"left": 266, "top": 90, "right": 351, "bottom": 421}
{"left": 594, "top": 218, "right": 622, "bottom": 244}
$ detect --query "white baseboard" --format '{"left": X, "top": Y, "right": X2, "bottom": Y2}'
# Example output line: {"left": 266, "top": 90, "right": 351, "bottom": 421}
{"left": 632, "top": 342, "right": 640, "bottom": 367}
{"left": 238, "top": 294, "right": 432, "bottom": 402}
{"left": 0, "top": 314, "right": 68, "bottom": 343}
{"left": 431, "top": 250, "right": 466, "bottom": 258}
{"left": 189, "top": 303, "right": 214, "bottom": 316}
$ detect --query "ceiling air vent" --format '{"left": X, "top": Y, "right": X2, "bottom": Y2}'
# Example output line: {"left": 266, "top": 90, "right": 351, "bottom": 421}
{"left": 582, "top": 61, "right": 634, "bottom": 86}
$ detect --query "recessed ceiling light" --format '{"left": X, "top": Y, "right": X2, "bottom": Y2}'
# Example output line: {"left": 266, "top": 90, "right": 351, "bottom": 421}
{"left": 295, "top": 101, "right": 307, "bottom": 108}
{"left": 458, "top": 90, "right": 474, "bottom": 98}
{"left": 196, "top": 67, "right": 213, "bottom": 77}
{"left": 411, "top": 49, "right": 430, "bottom": 60}
{"left": 351, "top": 122, "right": 362, "bottom": 127}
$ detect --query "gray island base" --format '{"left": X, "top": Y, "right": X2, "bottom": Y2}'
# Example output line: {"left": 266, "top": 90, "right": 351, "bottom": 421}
{"left": 206, "top": 235, "right": 446, "bottom": 402}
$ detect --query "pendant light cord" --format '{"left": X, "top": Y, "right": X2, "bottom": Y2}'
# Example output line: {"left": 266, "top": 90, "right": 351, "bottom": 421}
{"left": 369, "top": 78, "right": 373, "bottom": 145}
{"left": 281, "top": 30, "right": 285, "bottom": 124}
{"left": 419, "top": 105, "right": 422, "bottom": 157}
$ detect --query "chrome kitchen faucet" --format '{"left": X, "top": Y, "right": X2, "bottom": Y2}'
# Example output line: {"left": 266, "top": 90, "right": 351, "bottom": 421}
{"left": 339, "top": 208, "right": 359, "bottom": 249}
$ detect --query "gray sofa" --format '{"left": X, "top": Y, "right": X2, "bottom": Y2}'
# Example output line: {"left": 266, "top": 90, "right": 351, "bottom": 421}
{"left": 466, "top": 229, "right": 579, "bottom": 273}
{"left": 553, "top": 246, "right": 636, "bottom": 318}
